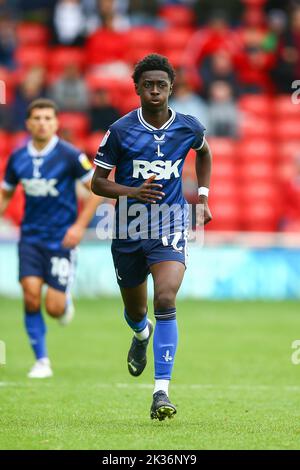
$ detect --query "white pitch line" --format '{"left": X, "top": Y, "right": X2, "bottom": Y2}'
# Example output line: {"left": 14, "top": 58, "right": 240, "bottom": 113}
{"left": 1, "top": 381, "right": 300, "bottom": 392}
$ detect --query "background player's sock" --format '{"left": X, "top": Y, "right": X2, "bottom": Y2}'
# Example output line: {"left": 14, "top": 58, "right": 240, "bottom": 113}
{"left": 153, "top": 308, "right": 178, "bottom": 389}
{"left": 124, "top": 309, "right": 149, "bottom": 341}
{"left": 24, "top": 310, "right": 47, "bottom": 360}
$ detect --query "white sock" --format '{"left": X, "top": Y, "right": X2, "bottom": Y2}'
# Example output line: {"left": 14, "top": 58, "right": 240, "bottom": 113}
{"left": 153, "top": 379, "right": 170, "bottom": 396}
{"left": 134, "top": 324, "right": 149, "bottom": 341}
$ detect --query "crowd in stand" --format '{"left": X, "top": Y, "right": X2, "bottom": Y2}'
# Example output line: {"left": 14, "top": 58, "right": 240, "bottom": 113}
{"left": 0, "top": 0, "right": 300, "bottom": 232}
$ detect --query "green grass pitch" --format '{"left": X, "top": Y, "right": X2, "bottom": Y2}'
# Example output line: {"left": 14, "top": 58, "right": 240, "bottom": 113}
{"left": 0, "top": 296, "right": 300, "bottom": 450}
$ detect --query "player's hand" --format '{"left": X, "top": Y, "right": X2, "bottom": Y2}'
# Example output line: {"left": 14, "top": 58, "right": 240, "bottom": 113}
{"left": 198, "top": 195, "right": 212, "bottom": 225}
{"left": 62, "top": 223, "right": 85, "bottom": 248}
{"left": 129, "top": 175, "right": 165, "bottom": 203}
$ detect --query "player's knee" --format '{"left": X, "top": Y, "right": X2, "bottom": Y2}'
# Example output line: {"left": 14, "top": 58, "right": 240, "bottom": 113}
{"left": 126, "top": 308, "right": 147, "bottom": 323}
{"left": 154, "top": 292, "right": 175, "bottom": 312}
{"left": 45, "top": 298, "right": 65, "bottom": 318}
{"left": 24, "top": 292, "right": 41, "bottom": 312}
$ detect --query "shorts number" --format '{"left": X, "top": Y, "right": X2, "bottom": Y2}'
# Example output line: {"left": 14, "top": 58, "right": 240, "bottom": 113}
{"left": 50, "top": 257, "right": 70, "bottom": 286}
{"left": 161, "top": 232, "right": 183, "bottom": 252}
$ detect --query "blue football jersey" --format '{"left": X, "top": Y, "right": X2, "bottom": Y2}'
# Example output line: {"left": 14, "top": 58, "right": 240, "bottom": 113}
{"left": 94, "top": 108, "right": 205, "bottom": 240}
{"left": 2, "top": 136, "right": 93, "bottom": 249}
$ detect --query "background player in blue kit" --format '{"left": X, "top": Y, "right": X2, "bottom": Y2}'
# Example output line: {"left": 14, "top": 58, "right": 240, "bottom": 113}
{"left": 92, "top": 54, "right": 212, "bottom": 420}
{"left": 0, "top": 99, "right": 101, "bottom": 379}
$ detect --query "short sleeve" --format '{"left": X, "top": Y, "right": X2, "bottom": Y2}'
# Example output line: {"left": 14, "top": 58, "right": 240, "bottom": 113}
{"left": 94, "top": 127, "right": 120, "bottom": 170}
{"left": 73, "top": 152, "right": 94, "bottom": 182}
{"left": 2, "top": 155, "right": 19, "bottom": 191}
{"left": 190, "top": 116, "right": 206, "bottom": 150}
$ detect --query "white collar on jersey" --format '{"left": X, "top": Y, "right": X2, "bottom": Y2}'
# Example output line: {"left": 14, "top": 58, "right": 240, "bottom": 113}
{"left": 27, "top": 135, "right": 59, "bottom": 157}
{"left": 137, "top": 107, "right": 176, "bottom": 132}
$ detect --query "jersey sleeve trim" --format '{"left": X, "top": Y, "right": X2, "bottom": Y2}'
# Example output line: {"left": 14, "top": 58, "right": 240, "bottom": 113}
{"left": 1, "top": 180, "right": 16, "bottom": 191}
{"left": 194, "top": 137, "right": 206, "bottom": 151}
{"left": 94, "top": 158, "right": 115, "bottom": 170}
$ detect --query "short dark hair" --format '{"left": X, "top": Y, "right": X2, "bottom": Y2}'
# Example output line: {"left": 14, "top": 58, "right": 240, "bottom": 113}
{"left": 132, "top": 54, "right": 175, "bottom": 84}
{"left": 26, "top": 98, "right": 58, "bottom": 118}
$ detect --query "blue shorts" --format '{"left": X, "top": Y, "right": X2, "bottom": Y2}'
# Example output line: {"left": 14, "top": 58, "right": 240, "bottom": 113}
{"left": 111, "top": 233, "right": 187, "bottom": 288}
{"left": 18, "top": 242, "right": 76, "bottom": 292}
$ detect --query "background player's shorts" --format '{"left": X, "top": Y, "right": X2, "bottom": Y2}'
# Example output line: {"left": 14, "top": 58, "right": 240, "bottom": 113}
{"left": 18, "top": 242, "right": 76, "bottom": 292}
{"left": 111, "top": 232, "right": 188, "bottom": 288}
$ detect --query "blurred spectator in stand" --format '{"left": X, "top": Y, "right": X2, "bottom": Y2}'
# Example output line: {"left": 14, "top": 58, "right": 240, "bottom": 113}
{"left": 81, "top": 0, "right": 129, "bottom": 33}
{"left": 235, "top": 7, "right": 276, "bottom": 94}
{"left": 169, "top": 69, "right": 208, "bottom": 125}
{"left": 97, "top": 0, "right": 130, "bottom": 31}
{"left": 200, "top": 50, "right": 240, "bottom": 99}
{"left": 128, "top": 0, "right": 160, "bottom": 26}
{"left": 0, "top": 0, "right": 18, "bottom": 18}
{"left": 0, "top": 15, "right": 16, "bottom": 69}
{"left": 18, "top": 0, "right": 55, "bottom": 23}
{"left": 86, "top": 1, "right": 130, "bottom": 74}
{"left": 262, "top": 9, "right": 287, "bottom": 52}
{"left": 273, "top": 6, "right": 300, "bottom": 93}
{"left": 50, "top": 64, "right": 89, "bottom": 112}
{"left": 207, "top": 80, "right": 238, "bottom": 137}
{"left": 10, "top": 66, "right": 46, "bottom": 131}
{"left": 89, "top": 88, "right": 121, "bottom": 132}
{"left": 183, "top": 10, "right": 240, "bottom": 92}
{"left": 53, "top": 0, "right": 86, "bottom": 45}
{"left": 280, "top": 154, "right": 300, "bottom": 232}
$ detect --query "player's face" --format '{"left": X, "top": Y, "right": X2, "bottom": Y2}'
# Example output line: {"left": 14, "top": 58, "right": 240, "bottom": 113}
{"left": 26, "top": 108, "right": 58, "bottom": 142}
{"left": 135, "top": 70, "right": 173, "bottom": 111}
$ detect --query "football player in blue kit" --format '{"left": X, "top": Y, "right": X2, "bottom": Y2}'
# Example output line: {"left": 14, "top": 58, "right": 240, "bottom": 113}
{"left": 0, "top": 99, "right": 101, "bottom": 378}
{"left": 92, "top": 54, "right": 212, "bottom": 420}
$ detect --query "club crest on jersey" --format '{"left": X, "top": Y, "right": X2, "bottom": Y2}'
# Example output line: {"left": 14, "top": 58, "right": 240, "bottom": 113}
{"left": 154, "top": 134, "right": 166, "bottom": 158}
{"left": 133, "top": 159, "right": 182, "bottom": 180}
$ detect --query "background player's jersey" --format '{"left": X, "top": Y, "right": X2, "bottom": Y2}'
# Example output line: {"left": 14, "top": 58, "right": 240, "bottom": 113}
{"left": 94, "top": 108, "right": 205, "bottom": 240}
{"left": 2, "top": 136, "right": 93, "bottom": 249}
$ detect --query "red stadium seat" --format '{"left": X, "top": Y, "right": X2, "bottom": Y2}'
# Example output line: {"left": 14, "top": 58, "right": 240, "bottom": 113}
{"left": 211, "top": 158, "right": 238, "bottom": 180}
{"left": 237, "top": 139, "right": 276, "bottom": 163}
{"left": 208, "top": 138, "right": 237, "bottom": 159}
{"left": 85, "top": 132, "right": 105, "bottom": 157}
{"left": 240, "top": 181, "right": 278, "bottom": 204}
{"left": 58, "top": 113, "right": 90, "bottom": 138}
{"left": 10, "top": 132, "right": 29, "bottom": 151}
{"left": 15, "top": 46, "right": 48, "bottom": 69}
{"left": 125, "top": 27, "right": 160, "bottom": 64}
{"left": 160, "top": 28, "right": 193, "bottom": 54}
{"left": 86, "top": 29, "right": 128, "bottom": 65}
{"left": 0, "top": 67, "right": 16, "bottom": 104}
{"left": 274, "top": 119, "right": 300, "bottom": 141}
{"left": 238, "top": 161, "right": 275, "bottom": 182}
{"left": 159, "top": 5, "right": 196, "bottom": 28}
{"left": 209, "top": 180, "right": 239, "bottom": 202}
{"left": 277, "top": 140, "right": 300, "bottom": 163}
{"left": 4, "top": 185, "right": 24, "bottom": 226}
{"left": 0, "top": 131, "right": 11, "bottom": 158}
{"left": 85, "top": 71, "right": 125, "bottom": 108}
{"left": 239, "top": 114, "right": 273, "bottom": 139}
{"left": 116, "top": 93, "right": 140, "bottom": 115}
{"left": 275, "top": 95, "right": 300, "bottom": 118}
{"left": 48, "top": 47, "right": 86, "bottom": 74}
{"left": 241, "top": 201, "right": 279, "bottom": 232}
{"left": 16, "top": 23, "right": 50, "bottom": 46}
{"left": 207, "top": 199, "right": 241, "bottom": 231}
{"left": 238, "top": 94, "right": 273, "bottom": 117}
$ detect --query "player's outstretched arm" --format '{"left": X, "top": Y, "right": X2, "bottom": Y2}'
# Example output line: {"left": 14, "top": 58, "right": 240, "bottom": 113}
{"left": 196, "top": 140, "right": 213, "bottom": 225}
{"left": 0, "top": 188, "right": 14, "bottom": 217}
{"left": 91, "top": 166, "right": 165, "bottom": 204}
{"left": 62, "top": 182, "right": 102, "bottom": 248}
